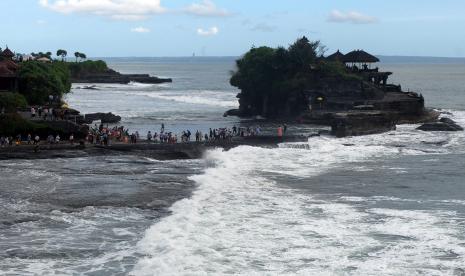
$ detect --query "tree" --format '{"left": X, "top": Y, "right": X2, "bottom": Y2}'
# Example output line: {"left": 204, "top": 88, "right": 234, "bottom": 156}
{"left": 17, "top": 62, "right": 71, "bottom": 105}
{"left": 74, "top": 52, "right": 80, "bottom": 62}
{"left": 79, "top": 53, "right": 87, "bottom": 61}
{"left": 57, "top": 49, "right": 67, "bottom": 61}
{"left": 288, "top": 36, "right": 320, "bottom": 71}
{"left": 230, "top": 37, "right": 339, "bottom": 118}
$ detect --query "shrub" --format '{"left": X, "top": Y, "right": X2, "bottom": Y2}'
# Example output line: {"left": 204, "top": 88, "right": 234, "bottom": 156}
{"left": 17, "top": 61, "right": 71, "bottom": 105}
{"left": 0, "top": 92, "right": 28, "bottom": 112}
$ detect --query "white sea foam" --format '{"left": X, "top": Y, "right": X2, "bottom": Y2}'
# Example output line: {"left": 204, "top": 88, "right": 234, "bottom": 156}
{"left": 128, "top": 81, "right": 157, "bottom": 88}
{"left": 132, "top": 115, "right": 465, "bottom": 275}
{"left": 135, "top": 90, "right": 239, "bottom": 108}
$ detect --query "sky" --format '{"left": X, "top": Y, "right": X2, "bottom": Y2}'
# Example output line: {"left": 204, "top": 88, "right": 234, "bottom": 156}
{"left": 1, "top": 0, "right": 465, "bottom": 57}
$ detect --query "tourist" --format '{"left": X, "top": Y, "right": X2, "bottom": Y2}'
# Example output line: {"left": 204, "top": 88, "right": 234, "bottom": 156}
{"left": 38, "top": 107, "right": 42, "bottom": 118}
{"left": 31, "top": 107, "right": 36, "bottom": 118}
{"left": 55, "top": 134, "right": 61, "bottom": 144}
{"left": 147, "top": 131, "right": 153, "bottom": 142}
{"left": 161, "top": 123, "right": 165, "bottom": 133}
{"left": 27, "top": 134, "right": 32, "bottom": 144}
{"left": 283, "top": 124, "right": 287, "bottom": 134}
{"left": 103, "top": 132, "right": 108, "bottom": 146}
{"left": 34, "top": 135, "right": 40, "bottom": 145}
{"left": 43, "top": 107, "right": 48, "bottom": 120}
{"left": 278, "top": 126, "right": 283, "bottom": 137}
{"left": 69, "top": 133, "right": 74, "bottom": 145}
{"left": 0, "top": 136, "right": 5, "bottom": 147}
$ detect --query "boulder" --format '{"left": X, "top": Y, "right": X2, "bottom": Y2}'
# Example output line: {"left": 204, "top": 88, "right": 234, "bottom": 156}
{"left": 439, "top": 117, "right": 457, "bottom": 125}
{"left": 84, "top": 112, "right": 121, "bottom": 124}
{"left": 223, "top": 109, "right": 242, "bottom": 117}
{"left": 417, "top": 118, "right": 463, "bottom": 132}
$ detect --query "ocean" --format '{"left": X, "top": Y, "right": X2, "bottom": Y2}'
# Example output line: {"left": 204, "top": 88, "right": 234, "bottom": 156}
{"left": 1, "top": 57, "right": 465, "bottom": 275}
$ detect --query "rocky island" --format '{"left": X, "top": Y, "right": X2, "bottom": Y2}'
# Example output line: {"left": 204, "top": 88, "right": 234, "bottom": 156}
{"left": 68, "top": 60, "right": 172, "bottom": 84}
{"left": 226, "top": 37, "right": 456, "bottom": 137}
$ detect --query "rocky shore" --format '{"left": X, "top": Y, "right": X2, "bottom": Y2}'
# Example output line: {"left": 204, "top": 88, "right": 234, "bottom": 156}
{"left": 71, "top": 69, "right": 172, "bottom": 84}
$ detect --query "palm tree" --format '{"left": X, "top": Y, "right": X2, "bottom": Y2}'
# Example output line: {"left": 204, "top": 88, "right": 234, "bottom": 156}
{"left": 74, "top": 52, "right": 80, "bottom": 62}
{"left": 57, "top": 49, "right": 67, "bottom": 61}
{"left": 79, "top": 53, "right": 87, "bottom": 61}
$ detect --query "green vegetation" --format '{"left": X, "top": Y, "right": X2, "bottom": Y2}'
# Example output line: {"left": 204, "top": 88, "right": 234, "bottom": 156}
{"left": 17, "top": 61, "right": 71, "bottom": 105}
{"left": 74, "top": 52, "right": 87, "bottom": 62}
{"left": 0, "top": 113, "right": 49, "bottom": 136}
{"left": 230, "top": 37, "right": 360, "bottom": 117}
{"left": 0, "top": 92, "right": 28, "bottom": 112}
{"left": 67, "top": 60, "right": 109, "bottom": 78}
{"left": 57, "top": 49, "right": 68, "bottom": 61}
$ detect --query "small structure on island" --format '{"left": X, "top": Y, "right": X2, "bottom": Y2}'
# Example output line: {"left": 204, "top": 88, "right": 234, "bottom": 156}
{"left": 307, "top": 48, "right": 423, "bottom": 118}
{"left": 343, "top": 49, "right": 379, "bottom": 67}
{"left": 326, "top": 50, "right": 345, "bottom": 62}
{"left": 339, "top": 49, "right": 392, "bottom": 87}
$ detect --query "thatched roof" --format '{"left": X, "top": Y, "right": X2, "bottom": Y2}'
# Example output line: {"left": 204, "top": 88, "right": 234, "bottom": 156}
{"left": 36, "top": 57, "right": 51, "bottom": 62}
{"left": 2, "top": 47, "right": 14, "bottom": 58}
{"left": 326, "top": 50, "right": 345, "bottom": 62}
{"left": 343, "top": 50, "right": 379, "bottom": 63}
{"left": 2, "top": 59, "right": 19, "bottom": 70}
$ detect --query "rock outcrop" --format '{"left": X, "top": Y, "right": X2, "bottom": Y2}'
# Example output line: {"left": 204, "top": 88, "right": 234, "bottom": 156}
{"left": 72, "top": 69, "right": 172, "bottom": 84}
{"left": 84, "top": 112, "right": 121, "bottom": 124}
{"left": 417, "top": 118, "right": 463, "bottom": 132}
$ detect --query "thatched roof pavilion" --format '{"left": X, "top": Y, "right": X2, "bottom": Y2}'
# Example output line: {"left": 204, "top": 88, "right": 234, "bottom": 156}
{"left": 1, "top": 47, "right": 15, "bottom": 59}
{"left": 343, "top": 50, "right": 379, "bottom": 63}
{"left": 326, "top": 50, "right": 345, "bottom": 62}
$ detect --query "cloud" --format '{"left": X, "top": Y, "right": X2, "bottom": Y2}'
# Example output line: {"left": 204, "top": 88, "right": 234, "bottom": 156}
{"left": 197, "top": 26, "right": 219, "bottom": 36}
{"left": 328, "top": 10, "right": 378, "bottom": 24}
{"left": 250, "top": 23, "right": 277, "bottom": 33}
{"left": 39, "top": 0, "right": 165, "bottom": 21}
{"left": 36, "top": 19, "right": 47, "bottom": 25}
{"left": 185, "top": 0, "right": 230, "bottom": 17}
{"left": 131, "top": 26, "right": 150, "bottom": 33}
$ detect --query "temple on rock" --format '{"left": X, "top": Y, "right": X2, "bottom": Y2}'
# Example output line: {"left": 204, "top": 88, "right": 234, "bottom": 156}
{"left": 0, "top": 47, "right": 19, "bottom": 92}
{"left": 306, "top": 49, "right": 424, "bottom": 115}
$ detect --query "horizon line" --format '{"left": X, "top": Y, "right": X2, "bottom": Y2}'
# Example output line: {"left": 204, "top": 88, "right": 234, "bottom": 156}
{"left": 88, "top": 55, "right": 465, "bottom": 59}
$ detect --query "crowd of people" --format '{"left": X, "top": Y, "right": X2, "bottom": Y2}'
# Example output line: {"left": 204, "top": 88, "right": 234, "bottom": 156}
{"left": 29, "top": 106, "right": 73, "bottom": 121}
{"left": 85, "top": 123, "right": 264, "bottom": 145}
{"left": 1, "top": 134, "right": 44, "bottom": 147}
{"left": 1, "top": 123, "right": 288, "bottom": 148}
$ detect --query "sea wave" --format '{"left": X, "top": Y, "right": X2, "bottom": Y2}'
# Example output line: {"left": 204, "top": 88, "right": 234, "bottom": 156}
{"left": 132, "top": 110, "right": 465, "bottom": 275}
{"left": 135, "top": 90, "right": 239, "bottom": 108}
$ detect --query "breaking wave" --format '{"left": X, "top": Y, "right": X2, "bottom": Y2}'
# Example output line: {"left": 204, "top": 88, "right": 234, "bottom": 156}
{"left": 132, "top": 110, "right": 465, "bottom": 275}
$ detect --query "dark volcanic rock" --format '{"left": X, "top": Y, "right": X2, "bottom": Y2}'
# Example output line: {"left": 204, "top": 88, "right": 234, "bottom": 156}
{"left": 84, "top": 112, "right": 121, "bottom": 124}
{"left": 439, "top": 117, "right": 458, "bottom": 125}
{"left": 72, "top": 69, "right": 172, "bottom": 84}
{"left": 330, "top": 111, "right": 397, "bottom": 138}
{"left": 223, "top": 109, "right": 241, "bottom": 117}
{"left": 417, "top": 118, "right": 463, "bottom": 131}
